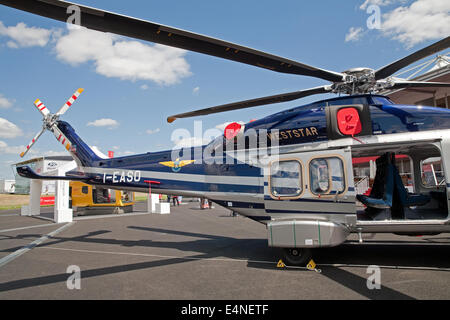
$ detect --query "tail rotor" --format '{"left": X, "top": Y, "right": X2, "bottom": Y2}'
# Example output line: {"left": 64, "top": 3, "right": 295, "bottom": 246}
{"left": 19, "top": 88, "right": 84, "bottom": 158}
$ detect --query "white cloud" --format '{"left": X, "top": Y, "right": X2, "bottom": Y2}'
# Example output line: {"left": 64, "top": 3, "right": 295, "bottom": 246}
{"left": 0, "top": 138, "right": 68, "bottom": 157}
{"left": 0, "top": 118, "right": 23, "bottom": 138}
{"left": 0, "top": 141, "right": 67, "bottom": 157}
{"left": 55, "top": 27, "right": 191, "bottom": 85}
{"left": 193, "top": 86, "right": 200, "bottom": 95}
{"left": 87, "top": 118, "right": 119, "bottom": 129}
{"left": 345, "top": 27, "right": 364, "bottom": 42}
{"left": 0, "top": 94, "right": 13, "bottom": 109}
{"left": 0, "top": 140, "right": 35, "bottom": 155}
{"left": 359, "top": 0, "right": 404, "bottom": 10}
{"left": 0, "top": 140, "right": 18, "bottom": 154}
{"left": 0, "top": 22, "right": 191, "bottom": 86}
{"left": 0, "top": 21, "right": 53, "bottom": 48}
{"left": 380, "top": 0, "right": 450, "bottom": 47}
{"left": 146, "top": 128, "right": 160, "bottom": 135}
{"left": 35, "top": 150, "right": 69, "bottom": 157}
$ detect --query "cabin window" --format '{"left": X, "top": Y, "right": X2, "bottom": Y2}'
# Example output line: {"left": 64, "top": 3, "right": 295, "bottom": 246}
{"left": 420, "top": 157, "right": 444, "bottom": 187}
{"left": 269, "top": 160, "right": 303, "bottom": 198}
{"left": 81, "top": 186, "right": 89, "bottom": 194}
{"left": 309, "top": 157, "right": 345, "bottom": 195}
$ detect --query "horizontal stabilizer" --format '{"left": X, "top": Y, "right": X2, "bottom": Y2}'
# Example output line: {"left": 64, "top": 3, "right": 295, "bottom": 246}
{"left": 16, "top": 165, "right": 89, "bottom": 181}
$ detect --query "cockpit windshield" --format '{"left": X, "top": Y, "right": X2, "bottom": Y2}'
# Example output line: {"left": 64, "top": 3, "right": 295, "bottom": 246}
{"left": 370, "top": 96, "right": 393, "bottom": 105}
{"left": 205, "top": 135, "right": 226, "bottom": 154}
{"left": 326, "top": 97, "right": 369, "bottom": 106}
{"left": 308, "top": 95, "right": 393, "bottom": 108}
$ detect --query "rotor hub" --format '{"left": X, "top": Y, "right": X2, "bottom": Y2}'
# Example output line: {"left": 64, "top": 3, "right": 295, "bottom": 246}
{"left": 43, "top": 114, "right": 58, "bottom": 130}
{"left": 332, "top": 67, "right": 378, "bottom": 95}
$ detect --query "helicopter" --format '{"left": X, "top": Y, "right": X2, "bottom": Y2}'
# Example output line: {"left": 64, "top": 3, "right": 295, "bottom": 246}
{"left": 2, "top": 0, "right": 450, "bottom": 265}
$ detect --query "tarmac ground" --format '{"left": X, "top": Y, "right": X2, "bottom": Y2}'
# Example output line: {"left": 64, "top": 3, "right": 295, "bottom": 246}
{"left": 0, "top": 201, "right": 449, "bottom": 300}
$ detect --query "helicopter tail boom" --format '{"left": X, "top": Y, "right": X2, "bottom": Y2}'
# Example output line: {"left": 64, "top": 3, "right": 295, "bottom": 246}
{"left": 16, "top": 165, "right": 90, "bottom": 182}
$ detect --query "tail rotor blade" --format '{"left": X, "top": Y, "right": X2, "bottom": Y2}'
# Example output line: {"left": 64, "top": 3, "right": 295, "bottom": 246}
{"left": 55, "top": 88, "right": 84, "bottom": 116}
{"left": 52, "top": 125, "right": 72, "bottom": 152}
{"left": 20, "top": 127, "right": 45, "bottom": 157}
{"left": 33, "top": 99, "right": 50, "bottom": 117}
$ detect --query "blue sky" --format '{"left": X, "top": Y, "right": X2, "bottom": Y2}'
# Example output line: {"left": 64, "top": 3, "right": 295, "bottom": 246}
{"left": 0, "top": 0, "right": 448, "bottom": 178}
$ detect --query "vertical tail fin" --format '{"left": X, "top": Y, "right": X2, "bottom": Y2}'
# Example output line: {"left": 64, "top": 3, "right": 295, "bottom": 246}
{"left": 55, "top": 120, "right": 101, "bottom": 167}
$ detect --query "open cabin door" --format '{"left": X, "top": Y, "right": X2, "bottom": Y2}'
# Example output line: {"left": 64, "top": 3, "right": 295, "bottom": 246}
{"left": 263, "top": 147, "right": 356, "bottom": 222}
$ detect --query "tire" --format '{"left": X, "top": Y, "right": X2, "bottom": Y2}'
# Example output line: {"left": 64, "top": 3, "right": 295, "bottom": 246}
{"left": 282, "top": 248, "right": 312, "bottom": 266}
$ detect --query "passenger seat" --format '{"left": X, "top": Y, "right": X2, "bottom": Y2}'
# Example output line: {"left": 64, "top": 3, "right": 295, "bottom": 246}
{"left": 392, "top": 165, "right": 430, "bottom": 207}
{"left": 356, "top": 153, "right": 394, "bottom": 209}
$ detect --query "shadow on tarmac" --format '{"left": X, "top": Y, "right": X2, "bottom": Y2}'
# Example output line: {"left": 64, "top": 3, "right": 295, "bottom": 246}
{"left": 1, "top": 225, "right": 450, "bottom": 299}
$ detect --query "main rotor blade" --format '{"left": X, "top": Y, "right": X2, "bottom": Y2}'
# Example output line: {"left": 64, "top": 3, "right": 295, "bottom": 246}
{"left": 20, "top": 127, "right": 45, "bottom": 157}
{"left": 375, "top": 37, "right": 450, "bottom": 80}
{"left": 388, "top": 80, "right": 450, "bottom": 90}
{"left": 0, "top": 0, "right": 344, "bottom": 83}
{"left": 167, "top": 85, "right": 331, "bottom": 123}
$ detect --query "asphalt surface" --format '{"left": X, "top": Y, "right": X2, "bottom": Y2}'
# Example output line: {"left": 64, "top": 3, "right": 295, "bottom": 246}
{"left": 0, "top": 201, "right": 449, "bottom": 300}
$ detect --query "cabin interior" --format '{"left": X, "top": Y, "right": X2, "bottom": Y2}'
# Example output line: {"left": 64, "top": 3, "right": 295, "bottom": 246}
{"left": 352, "top": 142, "right": 448, "bottom": 221}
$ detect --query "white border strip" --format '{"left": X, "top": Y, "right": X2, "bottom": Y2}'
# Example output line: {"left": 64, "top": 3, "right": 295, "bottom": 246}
{"left": 40, "top": 246, "right": 275, "bottom": 265}
{"left": 0, "top": 223, "right": 63, "bottom": 233}
{"left": 0, "top": 222, "right": 75, "bottom": 268}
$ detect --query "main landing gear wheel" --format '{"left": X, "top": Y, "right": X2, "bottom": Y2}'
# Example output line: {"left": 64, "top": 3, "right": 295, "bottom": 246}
{"left": 282, "top": 248, "right": 312, "bottom": 266}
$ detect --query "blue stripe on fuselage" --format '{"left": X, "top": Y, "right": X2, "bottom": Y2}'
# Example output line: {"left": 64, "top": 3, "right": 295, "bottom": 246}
{"left": 82, "top": 170, "right": 263, "bottom": 194}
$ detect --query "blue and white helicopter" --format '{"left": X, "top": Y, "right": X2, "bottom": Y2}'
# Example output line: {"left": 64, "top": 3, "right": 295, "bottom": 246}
{"left": 4, "top": 0, "right": 450, "bottom": 265}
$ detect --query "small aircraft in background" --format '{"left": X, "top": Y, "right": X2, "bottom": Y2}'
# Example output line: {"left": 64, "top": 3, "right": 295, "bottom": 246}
{"left": 3, "top": 0, "right": 450, "bottom": 265}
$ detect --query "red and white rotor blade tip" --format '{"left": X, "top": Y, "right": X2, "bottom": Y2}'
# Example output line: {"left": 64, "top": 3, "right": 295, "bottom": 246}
{"left": 55, "top": 88, "right": 84, "bottom": 116}
{"left": 52, "top": 125, "right": 72, "bottom": 152}
{"left": 20, "top": 128, "right": 45, "bottom": 158}
{"left": 34, "top": 99, "right": 51, "bottom": 117}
